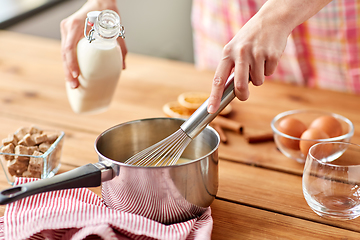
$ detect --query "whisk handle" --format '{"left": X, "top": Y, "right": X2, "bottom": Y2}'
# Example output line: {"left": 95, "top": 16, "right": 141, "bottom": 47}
{"left": 180, "top": 73, "right": 235, "bottom": 139}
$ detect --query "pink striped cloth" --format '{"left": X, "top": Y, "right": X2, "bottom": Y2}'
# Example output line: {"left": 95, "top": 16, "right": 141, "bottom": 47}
{"left": 191, "top": 0, "right": 360, "bottom": 94}
{"left": 0, "top": 178, "right": 213, "bottom": 240}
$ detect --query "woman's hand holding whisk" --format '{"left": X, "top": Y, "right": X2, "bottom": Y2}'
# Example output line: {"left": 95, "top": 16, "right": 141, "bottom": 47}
{"left": 207, "top": 0, "right": 332, "bottom": 114}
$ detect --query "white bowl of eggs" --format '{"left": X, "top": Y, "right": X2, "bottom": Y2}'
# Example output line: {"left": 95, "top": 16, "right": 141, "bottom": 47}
{"left": 271, "top": 109, "right": 354, "bottom": 163}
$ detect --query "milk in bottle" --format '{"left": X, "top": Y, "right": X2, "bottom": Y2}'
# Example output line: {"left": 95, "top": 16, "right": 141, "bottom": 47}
{"left": 66, "top": 10, "right": 125, "bottom": 114}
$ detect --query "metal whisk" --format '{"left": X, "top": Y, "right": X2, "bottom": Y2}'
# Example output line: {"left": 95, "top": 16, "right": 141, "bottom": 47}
{"left": 125, "top": 73, "right": 235, "bottom": 167}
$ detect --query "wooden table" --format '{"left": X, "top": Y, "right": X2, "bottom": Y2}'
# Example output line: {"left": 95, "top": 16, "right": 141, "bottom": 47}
{"left": 0, "top": 30, "right": 360, "bottom": 239}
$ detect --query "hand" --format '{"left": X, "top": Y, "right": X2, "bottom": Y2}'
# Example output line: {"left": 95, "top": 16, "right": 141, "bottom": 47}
{"left": 207, "top": 13, "right": 288, "bottom": 114}
{"left": 60, "top": 0, "right": 127, "bottom": 89}
{"left": 207, "top": 0, "right": 332, "bottom": 114}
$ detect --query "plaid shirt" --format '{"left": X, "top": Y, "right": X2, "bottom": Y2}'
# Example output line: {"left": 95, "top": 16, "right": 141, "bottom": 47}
{"left": 191, "top": 0, "right": 360, "bottom": 94}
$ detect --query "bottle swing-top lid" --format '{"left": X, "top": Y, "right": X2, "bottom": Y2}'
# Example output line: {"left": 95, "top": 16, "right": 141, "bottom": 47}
{"left": 84, "top": 10, "right": 125, "bottom": 43}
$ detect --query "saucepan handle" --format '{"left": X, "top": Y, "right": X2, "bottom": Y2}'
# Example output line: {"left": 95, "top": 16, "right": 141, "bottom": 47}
{"left": 0, "top": 163, "right": 104, "bottom": 205}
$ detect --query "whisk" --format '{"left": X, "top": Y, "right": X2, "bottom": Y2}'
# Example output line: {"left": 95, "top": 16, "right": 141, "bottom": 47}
{"left": 125, "top": 73, "right": 236, "bottom": 167}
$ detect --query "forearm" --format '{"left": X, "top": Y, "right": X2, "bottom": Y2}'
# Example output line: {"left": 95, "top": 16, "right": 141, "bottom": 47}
{"left": 257, "top": 0, "right": 332, "bottom": 35}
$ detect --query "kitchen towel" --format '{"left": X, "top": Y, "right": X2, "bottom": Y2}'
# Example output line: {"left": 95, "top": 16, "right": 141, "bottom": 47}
{"left": 0, "top": 178, "right": 213, "bottom": 240}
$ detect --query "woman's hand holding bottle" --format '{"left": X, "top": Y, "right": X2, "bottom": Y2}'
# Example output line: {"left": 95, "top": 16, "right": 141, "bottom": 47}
{"left": 60, "top": 0, "right": 127, "bottom": 89}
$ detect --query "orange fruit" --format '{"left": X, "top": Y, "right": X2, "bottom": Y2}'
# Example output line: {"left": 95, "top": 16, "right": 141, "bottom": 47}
{"left": 177, "top": 92, "right": 233, "bottom": 116}
{"left": 177, "top": 92, "right": 209, "bottom": 110}
{"left": 162, "top": 101, "right": 193, "bottom": 118}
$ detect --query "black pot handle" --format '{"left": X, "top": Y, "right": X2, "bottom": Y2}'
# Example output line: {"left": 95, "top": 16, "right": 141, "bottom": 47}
{"left": 0, "top": 163, "right": 102, "bottom": 205}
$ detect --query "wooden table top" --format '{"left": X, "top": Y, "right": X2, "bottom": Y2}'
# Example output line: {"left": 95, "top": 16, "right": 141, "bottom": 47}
{"left": 0, "top": 30, "right": 360, "bottom": 239}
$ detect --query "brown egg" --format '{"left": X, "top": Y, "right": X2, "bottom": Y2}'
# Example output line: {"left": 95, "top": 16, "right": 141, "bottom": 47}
{"left": 309, "top": 115, "right": 342, "bottom": 138}
{"left": 310, "top": 143, "right": 334, "bottom": 160}
{"left": 277, "top": 117, "right": 307, "bottom": 150}
{"left": 299, "top": 128, "right": 329, "bottom": 156}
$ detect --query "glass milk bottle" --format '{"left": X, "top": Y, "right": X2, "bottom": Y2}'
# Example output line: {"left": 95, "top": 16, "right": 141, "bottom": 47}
{"left": 66, "top": 10, "right": 125, "bottom": 114}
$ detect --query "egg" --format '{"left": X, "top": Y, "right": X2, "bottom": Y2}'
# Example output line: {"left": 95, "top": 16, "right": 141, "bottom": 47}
{"left": 277, "top": 117, "right": 307, "bottom": 150}
{"left": 309, "top": 115, "right": 342, "bottom": 138}
{"left": 309, "top": 142, "right": 334, "bottom": 160}
{"left": 299, "top": 128, "right": 329, "bottom": 156}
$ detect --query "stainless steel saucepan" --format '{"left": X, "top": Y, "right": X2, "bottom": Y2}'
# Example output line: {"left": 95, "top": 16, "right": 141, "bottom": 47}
{"left": 0, "top": 118, "right": 220, "bottom": 224}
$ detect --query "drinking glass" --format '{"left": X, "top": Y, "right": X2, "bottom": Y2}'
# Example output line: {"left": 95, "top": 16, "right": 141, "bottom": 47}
{"left": 303, "top": 142, "right": 360, "bottom": 220}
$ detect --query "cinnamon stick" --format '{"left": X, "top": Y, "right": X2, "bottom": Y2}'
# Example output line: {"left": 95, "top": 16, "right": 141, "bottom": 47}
{"left": 212, "top": 116, "right": 243, "bottom": 134}
{"left": 245, "top": 132, "right": 274, "bottom": 144}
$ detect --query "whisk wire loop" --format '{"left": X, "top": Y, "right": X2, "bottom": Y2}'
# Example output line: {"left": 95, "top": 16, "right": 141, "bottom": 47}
{"left": 124, "top": 129, "right": 191, "bottom": 167}
{"left": 124, "top": 73, "right": 235, "bottom": 167}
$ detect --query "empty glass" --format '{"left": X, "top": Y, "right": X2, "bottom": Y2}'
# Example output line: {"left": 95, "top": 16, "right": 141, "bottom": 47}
{"left": 303, "top": 142, "right": 360, "bottom": 220}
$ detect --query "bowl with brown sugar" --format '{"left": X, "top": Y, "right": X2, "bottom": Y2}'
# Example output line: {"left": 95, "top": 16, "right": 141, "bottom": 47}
{"left": 0, "top": 125, "right": 64, "bottom": 185}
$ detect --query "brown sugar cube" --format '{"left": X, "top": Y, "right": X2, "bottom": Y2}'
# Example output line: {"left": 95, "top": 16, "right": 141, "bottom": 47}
{"left": 7, "top": 168, "right": 16, "bottom": 176}
{"left": 22, "top": 170, "right": 41, "bottom": 179}
{"left": 7, "top": 164, "right": 16, "bottom": 176}
{"left": 18, "top": 133, "right": 36, "bottom": 146}
{"left": 31, "top": 133, "right": 48, "bottom": 145}
{"left": 7, "top": 159, "right": 28, "bottom": 177}
{"left": 43, "top": 133, "right": 59, "bottom": 144}
{"left": 17, "top": 139, "right": 25, "bottom": 146}
{"left": 22, "top": 170, "right": 32, "bottom": 178}
{"left": 15, "top": 144, "right": 29, "bottom": 155}
{"left": 0, "top": 143, "right": 15, "bottom": 161}
{"left": 2, "top": 134, "right": 18, "bottom": 146}
{"left": 38, "top": 142, "right": 51, "bottom": 153}
{"left": 28, "top": 151, "right": 43, "bottom": 173}
{"left": 14, "top": 145, "right": 30, "bottom": 162}
{"left": 29, "top": 125, "right": 43, "bottom": 135}
{"left": 15, "top": 169, "right": 27, "bottom": 177}
{"left": 26, "top": 146, "right": 39, "bottom": 155}
{"left": 15, "top": 127, "right": 30, "bottom": 141}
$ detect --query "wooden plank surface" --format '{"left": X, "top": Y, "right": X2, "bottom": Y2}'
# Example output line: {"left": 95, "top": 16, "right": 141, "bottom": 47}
{"left": 217, "top": 160, "right": 360, "bottom": 232}
{"left": 211, "top": 199, "right": 360, "bottom": 240}
{"left": 0, "top": 30, "right": 360, "bottom": 239}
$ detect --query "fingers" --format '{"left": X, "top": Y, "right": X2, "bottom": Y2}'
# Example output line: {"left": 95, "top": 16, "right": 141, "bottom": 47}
{"left": 264, "top": 56, "right": 278, "bottom": 76}
{"left": 65, "top": 26, "right": 82, "bottom": 88}
{"left": 209, "top": 53, "right": 269, "bottom": 113}
{"left": 208, "top": 55, "right": 233, "bottom": 114}
{"left": 60, "top": 19, "right": 82, "bottom": 89}
{"left": 60, "top": 21, "right": 77, "bottom": 88}
{"left": 233, "top": 61, "right": 250, "bottom": 101}
{"left": 249, "top": 50, "right": 265, "bottom": 86}
{"left": 207, "top": 76, "right": 227, "bottom": 114}
{"left": 117, "top": 37, "right": 128, "bottom": 69}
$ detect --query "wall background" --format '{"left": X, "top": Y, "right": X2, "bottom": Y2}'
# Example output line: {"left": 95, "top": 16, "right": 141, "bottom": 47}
{"left": 5, "top": 0, "right": 195, "bottom": 63}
